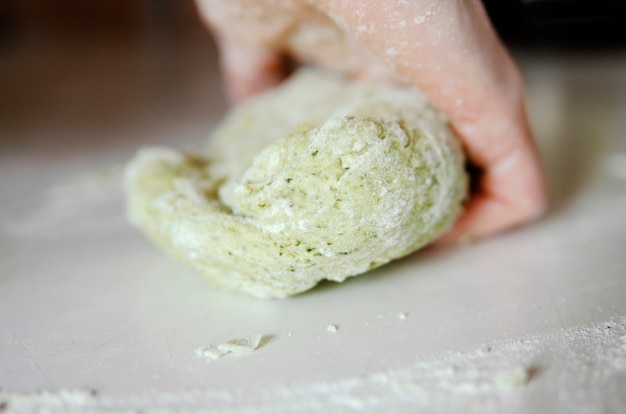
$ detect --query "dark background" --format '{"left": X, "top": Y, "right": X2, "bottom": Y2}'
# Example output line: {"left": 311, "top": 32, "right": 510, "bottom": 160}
{"left": 1, "top": 0, "right": 625, "bottom": 51}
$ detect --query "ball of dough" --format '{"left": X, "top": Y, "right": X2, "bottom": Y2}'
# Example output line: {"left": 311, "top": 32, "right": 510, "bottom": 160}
{"left": 125, "top": 70, "right": 467, "bottom": 299}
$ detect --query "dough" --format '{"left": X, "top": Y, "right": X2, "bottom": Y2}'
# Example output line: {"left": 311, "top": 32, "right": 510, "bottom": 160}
{"left": 125, "top": 70, "right": 467, "bottom": 299}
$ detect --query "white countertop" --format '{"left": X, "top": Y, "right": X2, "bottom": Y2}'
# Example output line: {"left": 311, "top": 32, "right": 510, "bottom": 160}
{"left": 1, "top": 33, "right": 625, "bottom": 413}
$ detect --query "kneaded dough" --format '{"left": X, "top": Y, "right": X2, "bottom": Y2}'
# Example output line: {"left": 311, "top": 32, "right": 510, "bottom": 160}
{"left": 125, "top": 70, "right": 467, "bottom": 299}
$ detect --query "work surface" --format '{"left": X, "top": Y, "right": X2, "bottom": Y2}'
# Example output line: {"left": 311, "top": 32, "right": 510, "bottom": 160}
{"left": 1, "top": 33, "right": 626, "bottom": 413}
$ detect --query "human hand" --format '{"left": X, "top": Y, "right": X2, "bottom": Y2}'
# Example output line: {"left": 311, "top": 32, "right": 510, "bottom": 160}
{"left": 194, "top": 0, "right": 548, "bottom": 243}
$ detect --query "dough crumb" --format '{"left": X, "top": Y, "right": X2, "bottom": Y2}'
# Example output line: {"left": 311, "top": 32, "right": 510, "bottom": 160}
{"left": 195, "top": 345, "right": 227, "bottom": 360}
{"left": 398, "top": 312, "right": 408, "bottom": 320}
{"left": 195, "top": 334, "right": 264, "bottom": 360}
{"left": 494, "top": 366, "right": 530, "bottom": 389}
{"left": 327, "top": 324, "right": 339, "bottom": 333}
{"left": 476, "top": 346, "right": 492, "bottom": 356}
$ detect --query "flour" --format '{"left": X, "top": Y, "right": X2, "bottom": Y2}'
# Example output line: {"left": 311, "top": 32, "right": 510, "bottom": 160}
{"left": 2, "top": 319, "right": 624, "bottom": 413}
{"left": 0, "top": 389, "right": 97, "bottom": 414}
{"left": 1, "top": 166, "right": 125, "bottom": 239}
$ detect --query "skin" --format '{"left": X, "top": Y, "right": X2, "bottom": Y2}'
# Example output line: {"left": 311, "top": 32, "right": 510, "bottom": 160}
{"left": 194, "top": 0, "right": 548, "bottom": 243}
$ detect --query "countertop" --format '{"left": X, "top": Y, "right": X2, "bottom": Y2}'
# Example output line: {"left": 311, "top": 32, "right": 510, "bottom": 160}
{"left": 1, "top": 29, "right": 625, "bottom": 413}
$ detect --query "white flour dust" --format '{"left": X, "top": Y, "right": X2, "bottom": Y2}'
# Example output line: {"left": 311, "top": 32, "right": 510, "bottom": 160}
{"left": 1, "top": 166, "right": 126, "bottom": 239}
{"left": 1, "top": 318, "right": 624, "bottom": 414}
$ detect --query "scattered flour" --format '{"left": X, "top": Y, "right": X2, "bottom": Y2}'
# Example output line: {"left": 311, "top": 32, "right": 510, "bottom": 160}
{"left": 0, "top": 389, "right": 97, "bottom": 414}
{"left": 1, "top": 166, "right": 126, "bottom": 239}
{"left": 2, "top": 319, "right": 625, "bottom": 413}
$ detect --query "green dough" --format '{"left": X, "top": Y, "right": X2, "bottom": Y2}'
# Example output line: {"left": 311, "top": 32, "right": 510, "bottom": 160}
{"left": 125, "top": 70, "right": 467, "bottom": 298}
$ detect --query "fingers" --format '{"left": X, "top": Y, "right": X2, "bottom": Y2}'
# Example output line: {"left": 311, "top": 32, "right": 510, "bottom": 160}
{"left": 438, "top": 105, "right": 548, "bottom": 243}
{"left": 195, "top": 0, "right": 548, "bottom": 241}
{"left": 319, "top": 0, "right": 548, "bottom": 240}
{"left": 435, "top": 133, "right": 548, "bottom": 245}
{"left": 216, "top": 37, "right": 287, "bottom": 102}
{"left": 193, "top": 0, "right": 287, "bottom": 102}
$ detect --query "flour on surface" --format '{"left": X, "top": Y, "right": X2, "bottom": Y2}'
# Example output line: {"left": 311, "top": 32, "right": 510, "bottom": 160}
{"left": 1, "top": 166, "right": 126, "bottom": 239}
{"left": 0, "top": 389, "right": 97, "bottom": 414}
{"left": 3, "top": 319, "right": 624, "bottom": 413}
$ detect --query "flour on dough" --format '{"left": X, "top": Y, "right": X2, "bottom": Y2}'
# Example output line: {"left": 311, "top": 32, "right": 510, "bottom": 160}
{"left": 125, "top": 70, "right": 467, "bottom": 298}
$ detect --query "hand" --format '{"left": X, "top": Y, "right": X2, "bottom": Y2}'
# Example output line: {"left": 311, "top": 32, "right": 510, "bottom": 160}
{"left": 194, "top": 0, "right": 548, "bottom": 243}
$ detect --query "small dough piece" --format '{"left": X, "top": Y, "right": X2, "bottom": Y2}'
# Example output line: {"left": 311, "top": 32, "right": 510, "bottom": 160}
{"left": 195, "top": 334, "right": 264, "bottom": 360}
{"left": 125, "top": 70, "right": 467, "bottom": 299}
